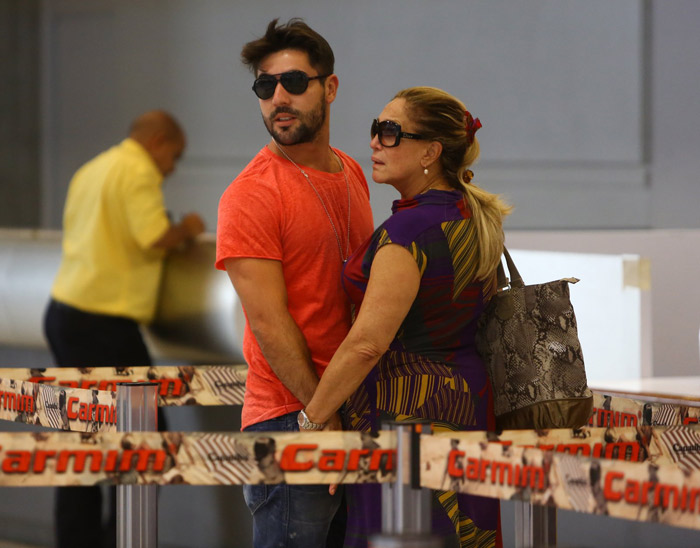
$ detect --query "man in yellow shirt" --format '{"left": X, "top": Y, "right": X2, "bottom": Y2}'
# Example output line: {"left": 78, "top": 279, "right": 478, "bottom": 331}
{"left": 44, "top": 110, "right": 204, "bottom": 548}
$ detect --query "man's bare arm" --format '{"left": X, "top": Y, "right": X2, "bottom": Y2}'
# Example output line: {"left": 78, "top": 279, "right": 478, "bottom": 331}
{"left": 223, "top": 257, "right": 320, "bottom": 405}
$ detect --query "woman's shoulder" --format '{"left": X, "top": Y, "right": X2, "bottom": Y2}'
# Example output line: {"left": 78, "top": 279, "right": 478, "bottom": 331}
{"left": 378, "top": 206, "right": 438, "bottom": 247}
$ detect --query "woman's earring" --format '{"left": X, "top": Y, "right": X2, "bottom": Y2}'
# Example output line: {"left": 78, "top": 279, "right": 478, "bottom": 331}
{"left": 423, "top": 167, "right": 429, "bottom": 176}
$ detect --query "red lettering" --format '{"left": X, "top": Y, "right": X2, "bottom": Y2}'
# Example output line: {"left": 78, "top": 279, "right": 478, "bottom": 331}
{"left": 491, "top": 461, "right": 513, "bottom": 485}
{"left": 641, "top": 481, "right": 655, "bottom": 505}
{"left": 654, "top": 484, "right": 681, "bottom": 509}
{"left": 2, "top": 451, "right": 31, "bottom": 473}
{"left": 465, "top": 458, "right": 479, "bottom": 480}
{"left": 151, "top": 378, "right": 186, "bottom": 397}
{"left": 119, "top": 449, "right": 166, "bottom": 472}
{"left": 56, "top": 450, "right": 103, "bottom": 473}
{"left": 105, "top": 450, "right": 119, "bottom": 472}
{"left": 346, "top": 449, "right": 370, "bottom": 470}
{"left": 28, "top": 376, "right": 56, "bottom": 384}
{"left": 78, "top": 403, "right": 89, "bottom": 421}
{"left": 318, "top": 450, "right": 345, "bottom": 471}
{"left": 33, "top": 450, "right": 56, "bottom": 472}
{"left": 447, "top": 449, "right": 465, "bottom": 478}
{"left": 604, "top": 442, "right": 640, "bottom": 461}
{"left": 479, "top": 459, "right": 490, "bottom": 482}
{"left": 624, "top": 479, "right": 640, "bottom": 504}
{"left": 687, "top": 488, "right": 700, "bottom": 512}
{"left": 603, "top": 471, "right": 624, "bottom": 501}
{"left": 556, "top": 444, "right": 591, "bottom": 457}
{"left": 66, "top": 397, "right": 79, "bottom": 419}
{"left": 98, "top": 380, "right": 118, "bottom": 392}
{"left": 280, "top": 444, "right": 317, "bottom": 471}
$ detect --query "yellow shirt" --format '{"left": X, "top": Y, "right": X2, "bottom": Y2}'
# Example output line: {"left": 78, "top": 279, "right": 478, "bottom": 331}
{"left": 51, "top": 138, "right": 170, "bottom": 323}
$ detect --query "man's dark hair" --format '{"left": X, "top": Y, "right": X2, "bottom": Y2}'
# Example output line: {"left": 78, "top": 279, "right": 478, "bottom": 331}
{"left": 241, "top": 18, "right": 335, "bottom": 76}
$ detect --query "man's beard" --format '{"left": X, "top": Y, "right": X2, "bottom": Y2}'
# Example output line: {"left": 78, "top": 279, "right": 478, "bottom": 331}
{"left": 263, "top": 93, "right": 327, "bottom": 146}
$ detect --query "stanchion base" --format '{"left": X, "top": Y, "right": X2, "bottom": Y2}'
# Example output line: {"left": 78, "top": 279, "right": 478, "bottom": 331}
{"left": 369, "top": 533, "right": 444, "bottom": 548}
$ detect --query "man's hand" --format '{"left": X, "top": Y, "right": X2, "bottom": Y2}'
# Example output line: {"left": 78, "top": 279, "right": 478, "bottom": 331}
{"left": 180, "top": 212, "right": 205, "bottom": 238}
{"left": 152, "top": 212, "right": 205, "bottom": 250}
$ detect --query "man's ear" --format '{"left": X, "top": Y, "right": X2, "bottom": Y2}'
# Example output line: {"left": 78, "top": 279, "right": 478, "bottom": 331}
{"left": 325, "top": 74, "right": 339, "bottom": 104}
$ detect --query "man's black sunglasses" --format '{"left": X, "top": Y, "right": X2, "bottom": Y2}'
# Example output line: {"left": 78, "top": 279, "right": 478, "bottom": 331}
{"left": 252, "top": 70, "right": 330, "bottom": 100}
{"left": 371, "top": 119, "right": 426, "bottom": 147}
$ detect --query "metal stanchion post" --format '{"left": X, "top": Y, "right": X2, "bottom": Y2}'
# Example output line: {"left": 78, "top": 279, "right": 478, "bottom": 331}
{"left": 514, "top": 501, "right": 557, "bottom": 548}
{"left": 116, "top": 382, "right": 158, "bottom": 548}
{"left": 371, "top": 422, "right": 442, "bottom": 548}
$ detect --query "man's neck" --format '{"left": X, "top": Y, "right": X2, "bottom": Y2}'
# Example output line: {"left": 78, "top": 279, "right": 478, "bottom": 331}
{"left": 268, "top": 136, "right": 339, "bottom": 174}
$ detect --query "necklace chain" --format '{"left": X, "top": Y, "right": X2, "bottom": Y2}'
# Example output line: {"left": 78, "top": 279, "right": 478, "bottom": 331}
{"left": 275, "top": 142, "right": 351, "bottom": 263}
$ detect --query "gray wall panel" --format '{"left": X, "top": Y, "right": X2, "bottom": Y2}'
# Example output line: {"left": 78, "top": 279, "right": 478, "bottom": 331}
{"left": 39, "top": 0, "right": 650, "bottom": 231}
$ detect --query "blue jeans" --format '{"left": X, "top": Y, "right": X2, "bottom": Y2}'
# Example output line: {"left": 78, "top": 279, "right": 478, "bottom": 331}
{"left": 243, "top": 412, "right": 342, "bottom": 548}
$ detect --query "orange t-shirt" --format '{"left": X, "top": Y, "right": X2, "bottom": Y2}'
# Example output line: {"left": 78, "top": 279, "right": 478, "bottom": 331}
{"left": 216, "top": 146, "right": 374, "bottom": 429}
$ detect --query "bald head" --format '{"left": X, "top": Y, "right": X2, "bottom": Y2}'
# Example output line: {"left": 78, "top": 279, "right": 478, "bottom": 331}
{"left": 128, "top": 110, "right": 186, "bottom": 177}
{"left": 129, "top": 110, "right": 184, "bottom": 143}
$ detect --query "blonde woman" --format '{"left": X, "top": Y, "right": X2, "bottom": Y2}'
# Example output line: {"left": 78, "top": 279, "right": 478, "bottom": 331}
{"left": 300, "top": 87, "right": 511, "bottom": 547}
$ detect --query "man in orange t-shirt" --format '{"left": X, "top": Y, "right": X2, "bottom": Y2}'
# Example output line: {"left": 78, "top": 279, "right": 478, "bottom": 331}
{"left": 215, "top": 18, "right": 373, "bottom": 548}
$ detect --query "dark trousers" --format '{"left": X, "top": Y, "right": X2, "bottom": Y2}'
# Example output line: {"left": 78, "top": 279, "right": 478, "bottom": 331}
{"left": 44, "top": 299, "right": 153, "bottom": 548}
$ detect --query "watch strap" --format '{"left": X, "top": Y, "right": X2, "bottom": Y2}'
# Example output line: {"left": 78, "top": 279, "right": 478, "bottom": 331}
{"left": 298, "top": 409, "right": 325, "bottom": 431}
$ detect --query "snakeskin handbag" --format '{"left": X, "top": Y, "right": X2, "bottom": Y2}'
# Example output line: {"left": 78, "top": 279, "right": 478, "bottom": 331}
{"left": 476, "top": 247, "right": 593, "bottom": 430}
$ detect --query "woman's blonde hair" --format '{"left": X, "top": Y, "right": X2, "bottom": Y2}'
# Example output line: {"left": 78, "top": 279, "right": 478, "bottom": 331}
{"left": 394, "top": 86, "right": 512, "bottom": 296}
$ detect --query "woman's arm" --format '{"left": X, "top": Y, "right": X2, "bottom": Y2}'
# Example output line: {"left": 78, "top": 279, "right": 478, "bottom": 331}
{"left": 303, "top": 243, "right": 421, "bottom": 427}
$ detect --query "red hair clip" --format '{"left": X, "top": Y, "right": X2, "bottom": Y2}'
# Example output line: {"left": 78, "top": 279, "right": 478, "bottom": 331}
{"left": 465, "top": 110, "right": 482, "bottom": 145}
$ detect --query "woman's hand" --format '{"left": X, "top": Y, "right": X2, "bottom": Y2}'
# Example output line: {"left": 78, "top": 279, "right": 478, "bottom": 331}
{"left": 325, "top": 412, "right": 343, "bottom": 495}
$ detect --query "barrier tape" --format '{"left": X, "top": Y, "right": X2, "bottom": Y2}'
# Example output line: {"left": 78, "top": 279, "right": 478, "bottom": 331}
{"left": 0, "top": 377, "right": 116, "bottom": 433}
{"left": 436, "top": 424, "right": 700, "bottom": 473}
{"left": 590, "top": 391, "right": 700, "bottom": 427}
{"left": 1, "top": 425, "right": 699, "bottom": 486}
{"left": 0, "top": 365, "right": 246, "bottom": 406}
{"left": 0, "top": 430, "right": 396, "bottom": 487}
{"left": 3, "top": 425, "right": 700, "bottom": 531}
{"left": 3, "top": 367, "right": 699, "bottom": 423}
{"left": 420, "top": 434, "right": 700, "bottom": 532}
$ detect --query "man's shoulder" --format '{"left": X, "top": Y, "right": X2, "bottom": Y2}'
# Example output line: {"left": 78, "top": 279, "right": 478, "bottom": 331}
{"left": 220, "top": 148, "right": 285, "bottom": 206}
{"left": 231, "top": 147, "right": 283, "bottom": 187}
{"left": 82, "top": 139, "right": 159, "bottom": 184}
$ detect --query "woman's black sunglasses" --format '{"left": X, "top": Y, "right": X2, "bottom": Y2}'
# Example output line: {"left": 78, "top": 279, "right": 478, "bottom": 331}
{"left": 252, "top": 70, "right": 329, "bottom": 100}
{"left": 371, "top": 119, "right": 426, "bottom": 147}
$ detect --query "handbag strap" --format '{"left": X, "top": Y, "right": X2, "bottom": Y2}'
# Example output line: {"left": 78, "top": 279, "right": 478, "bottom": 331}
{"left": 497, "top": 247, "right": 580, "bottom": 291}
{"left": 496, "top": 246, "right": 525, "bottom": 291}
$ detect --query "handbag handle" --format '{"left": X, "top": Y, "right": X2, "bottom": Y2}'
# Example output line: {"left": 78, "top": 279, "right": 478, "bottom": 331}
{"left": 496, "top": 247, "right": 524, "bottom": 291}
{"left": 496, "top": 247, "right": 579, "bottom": 293}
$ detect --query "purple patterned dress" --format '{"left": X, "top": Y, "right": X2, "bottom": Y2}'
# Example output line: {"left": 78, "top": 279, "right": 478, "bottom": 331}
{"left": 341, "top": 190, "right": 501, "bottom": 548}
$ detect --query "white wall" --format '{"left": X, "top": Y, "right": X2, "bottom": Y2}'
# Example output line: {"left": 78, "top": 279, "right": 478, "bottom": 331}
{"left": 40, "top": 0, "right": 654, "bottom": 231}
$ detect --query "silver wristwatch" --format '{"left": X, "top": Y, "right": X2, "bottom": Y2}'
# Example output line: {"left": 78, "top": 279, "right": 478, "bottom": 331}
{"left": 297, "top": 409, "right": 325, "bottom": 431}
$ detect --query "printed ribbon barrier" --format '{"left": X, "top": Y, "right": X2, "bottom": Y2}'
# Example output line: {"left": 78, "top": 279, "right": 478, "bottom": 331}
{"left": 591, "top": 391, "right": 700, "bottom": 427}
{"left": 0, "top": 376, "right": 116, "bottom": 432}
{"left": 0, "top": 425, "right": 699, "bottom": 484}
{"left": 0, "top": 430, "right": 396, "bottom": 487}
{"left": 0, "top": 365, "right": 247, "bottom": 406}
{"left": 435, "top": 425, "right": 700, "bottom": 473}
{"left": 3, "top": 425, "right": 700, "bottom": 530}
{"left": 3, "top": 367, "right": 700, "bottom": 423}
{"left": 420, "top": 434, "right": 700, "bottom": 532}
